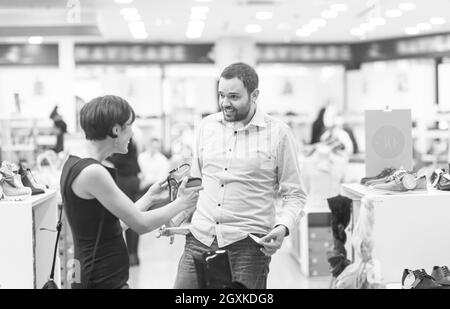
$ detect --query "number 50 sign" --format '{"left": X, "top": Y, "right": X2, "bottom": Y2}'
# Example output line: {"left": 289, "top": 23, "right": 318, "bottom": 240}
{"left": 364, "top": 109, "right": 413, "bottom": 177}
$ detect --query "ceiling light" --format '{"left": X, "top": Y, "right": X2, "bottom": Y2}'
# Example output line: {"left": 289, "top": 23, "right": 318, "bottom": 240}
{"left": 191, "top": 6, "right": 209, "bottom": 14}
{"left": 114, "top": 0, "right": 133, "bottom": 3}
{"left": 398, "top": 3, "right": 416, "bottom": 10}
{"left": 132, "top": 32, "right": 148, "bottom": 39}
{"left": 330, "top": 4, "right": 348, "bottom": 12}
{"left": 370, "top": 17, "right": 386, "bottom": 26}
{"left": 360, "top": 23, "right": 375, "bottom": 31}
{"left": 386, "top": 9, "right": 402, "bottom": 18}
{"left": 120, "top": 8, "right": 138, "bottom": 15}
{"left": 277, "top": 23, "right": 290, "bottom": 30}
{"left": 194, "top": 0, "right": 211, "bottom": 2}
{"left": 245, "top": 24, "right": 262, "bottom": 33}
{"left": 28, "top": 36, "right": 43, "bottom": 44}
{"left": 256, "top": 11, "right": 273, "bottom": 20}
{"left": 310, "top": 18, "right": 327, "bottom": 27}
{"left": 190, "top": 11, "right": 208, "bottom": 20}
{"left": 417, "top": 22, "right": 431, "bottom": 31}
{"left": 405, "top": 27, "right": 419, "bottom": 35}
{"left": 350, "top": 28, "right": 364, "bottom": 36}
{"left": 186, "top": 20, "right": 205, "bottom": 38}
{"left": 430, "top": 17, "right": 446, "bottom": 25}
{"left": 123, "top": 13, "right": 141, "bottom": 22}
{"left": 303, "top": 24, "right": 319, "bottom": 32}
{"left": 321, "top": 10, "right": 338, "bottom": 18}
{"left": 296, "top": 29, "right": 311, "bottom": 37}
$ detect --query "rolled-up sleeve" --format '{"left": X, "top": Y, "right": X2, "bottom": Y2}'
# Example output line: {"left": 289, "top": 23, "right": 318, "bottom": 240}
{"left": 275, "top": 125, "right": 307, "bottom": 235}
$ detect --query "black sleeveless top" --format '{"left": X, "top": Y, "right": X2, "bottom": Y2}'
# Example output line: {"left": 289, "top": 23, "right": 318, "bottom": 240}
{"left": 60, "top": 155, "right": 129, "bottom": 289}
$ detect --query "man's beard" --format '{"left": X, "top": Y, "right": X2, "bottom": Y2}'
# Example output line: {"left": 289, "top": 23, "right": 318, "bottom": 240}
{"left": 222, "top": 101, "right": 251, "bottom": 122}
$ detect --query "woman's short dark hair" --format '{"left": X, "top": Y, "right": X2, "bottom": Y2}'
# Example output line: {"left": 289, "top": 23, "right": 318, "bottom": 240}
{"left": 80, "top": 95, "right": 135, "bottom": 140}
{"left": 220, "top": 62, "right": 259, "bottom": 94}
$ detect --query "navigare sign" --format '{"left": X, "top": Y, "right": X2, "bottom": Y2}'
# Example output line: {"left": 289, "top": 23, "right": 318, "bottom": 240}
{"left": 364, "top": 109, "right": 413, "bottom": 177}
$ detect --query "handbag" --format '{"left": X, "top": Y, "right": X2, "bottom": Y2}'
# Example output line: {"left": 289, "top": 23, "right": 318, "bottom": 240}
{"left": 42, "top": 159, "right": 105, "bottom": 289}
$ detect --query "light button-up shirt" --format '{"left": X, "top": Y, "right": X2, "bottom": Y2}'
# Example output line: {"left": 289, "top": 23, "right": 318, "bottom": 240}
{"left": 190, "top": 107, "right": 307, "bottom": 247}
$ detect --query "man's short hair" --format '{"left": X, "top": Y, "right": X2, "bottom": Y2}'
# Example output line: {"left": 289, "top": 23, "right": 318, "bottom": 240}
{"left": 220, "top": 62, "right": 259, "bottom": 94}
{"left": 80, "top": 95, "right": 135, "bottom": 140}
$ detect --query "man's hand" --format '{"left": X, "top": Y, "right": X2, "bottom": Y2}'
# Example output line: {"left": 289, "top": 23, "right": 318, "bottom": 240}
{"left": 259, "top": 225, "right": 288, "bottom": 256}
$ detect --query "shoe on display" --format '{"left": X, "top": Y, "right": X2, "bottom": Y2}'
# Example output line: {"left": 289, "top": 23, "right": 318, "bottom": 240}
{"left": 436, "top": 173, "right": 450, "bottom": 191}
{"left": 19, "top": 166, "right": 45, "bottom": 196}
{"left": 430, "top": 168, "right": 445, "bottom": 188}
{"left": 361, "top": 168, "right": 396, "bottom": 185}
{"left": 402, "top": 269, "right": 443, "bottom": 289}
{"left": 0, "top": 174, "right": 4, "bottom": 200}
{"left": 414, "top": 175, "right": 428, "bottom": 191}
{"left": 431, "top": 266, "right": 450, "bottom": 286}
{"left": 371, "top": 170, "right": 417, "bottom": 192}
{"left": 0, "top": 164, "right": 32, "bottom": 201}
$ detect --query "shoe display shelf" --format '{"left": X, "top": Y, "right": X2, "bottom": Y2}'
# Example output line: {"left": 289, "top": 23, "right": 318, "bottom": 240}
{"left": 341, "top": 183, "right": 450, "bottom": 287}
{"left": 0, "top": 190, "right": 60, "bottom": 288}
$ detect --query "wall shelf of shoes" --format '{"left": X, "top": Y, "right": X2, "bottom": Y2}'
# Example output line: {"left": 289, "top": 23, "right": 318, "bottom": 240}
{"left": 0, "top": 190, "right": 60, "bottom": 288}
{"left": 0, "top": 117, "right": 55, "bottom": 164}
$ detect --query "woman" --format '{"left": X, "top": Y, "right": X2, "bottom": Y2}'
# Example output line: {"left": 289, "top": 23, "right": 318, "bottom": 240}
{"left": 60, "top": 95, "right": 202, "bottom": 289}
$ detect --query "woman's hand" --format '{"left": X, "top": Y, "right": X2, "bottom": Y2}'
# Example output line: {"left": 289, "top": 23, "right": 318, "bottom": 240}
{"left": 145, "top": 179, "right": 170, "bottom": 207}
{"left": 176, "top": 177, "right": 203, "bottom": 210}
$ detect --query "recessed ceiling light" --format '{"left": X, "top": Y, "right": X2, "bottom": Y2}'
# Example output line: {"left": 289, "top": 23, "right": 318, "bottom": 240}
{"left": 430, "top": 17, "right": 446, "bottom": 25}
{"left": 321, "top": 10, "right": 338, "bottom": 18}
{"left": 114, "top": 0, "right": 133, "bottom": 3}
{"left": 194, "top": 0, "right": 211, "bottom": 2}
{"left": 123, "top": 13, "right": 141, "bottom": 22}
{"left": 191, "top": 6, "right": 209, "bottom": 14}
{"left": 256, "top": 11, "right": 273, "bottom": 20}
{"left": 405, "top": 27, "right": 419, "bottom": 35}
{"left": 360, "top": 23, "right": 375, "bottom": 31}
{"left": 303, "top": 24, "right": 319, "bottom": 32}
{"left": 190, "top": 11, "right": 208, "bottom": 20}
{"left": 245, "top": 24, "right": 262, "bottom": 33}
{"left": 330, "top": 4, "right": 348, "bottom": 12}
{"left": 350, "top": 28, "right": 364, "bottom": 36}
{"left": 186, "top": 20, "right": 205, "bottom": 38}
{"left": 417, "top": 22, "right": 431, "bottom": 31}
{"left": 399, "top": 3, "right": 416, "bottom": 11}
{"left": 386, "top": 9, "right": 403, "bottom": 18}
{"left": 310, "top": 18, "right": 327, "bottom": 27}
{"left": 120, "top": 8, "right": 138, "bottom": 15}
{"left": 277, "top": 23, "right": 290, "bottom": 30}
{"left": 296, "top": 28, "right": 311, "bottom": 37}
{"left": 370, "top": 17, "right": 386, "bottom": 26}
{"left": 28, "top": 36, "right": 43, "bottom": 44}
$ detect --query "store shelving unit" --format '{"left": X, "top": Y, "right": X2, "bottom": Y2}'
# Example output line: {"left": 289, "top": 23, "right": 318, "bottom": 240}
{"left": 0, "top": 190, "right": 60, "bottom": 289}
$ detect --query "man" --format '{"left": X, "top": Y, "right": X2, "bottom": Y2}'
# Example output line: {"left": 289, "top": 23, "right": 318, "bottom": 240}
{"left": 174, "top": 62, "right": 307, "bottom": 289}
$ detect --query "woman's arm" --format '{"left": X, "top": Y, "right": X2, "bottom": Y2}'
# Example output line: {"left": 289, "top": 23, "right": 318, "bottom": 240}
{"left": 72, "top": 164, "right": 200, "bottom": 234}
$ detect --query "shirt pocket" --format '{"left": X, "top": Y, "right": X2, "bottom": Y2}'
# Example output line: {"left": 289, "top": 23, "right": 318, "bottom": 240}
{"left": 256, "top": 150, "right": 276, "bottom": 171}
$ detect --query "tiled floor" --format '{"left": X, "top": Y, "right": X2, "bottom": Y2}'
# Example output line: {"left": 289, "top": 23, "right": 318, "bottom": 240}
{"left": 128, "top": 231, "right": 330, "bottom": 289}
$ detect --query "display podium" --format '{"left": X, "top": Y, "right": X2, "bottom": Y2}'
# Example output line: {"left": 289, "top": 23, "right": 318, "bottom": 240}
{"left": 341, "top": 183, "right": 450, "bottom": 286}
{"left": 0, "top": 190, "right": 60, "bottom": 289}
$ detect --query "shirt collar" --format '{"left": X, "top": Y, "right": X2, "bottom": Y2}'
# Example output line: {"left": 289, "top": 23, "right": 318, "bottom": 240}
{"left": 214, "top": 106, "right": 267, "bottom": 128}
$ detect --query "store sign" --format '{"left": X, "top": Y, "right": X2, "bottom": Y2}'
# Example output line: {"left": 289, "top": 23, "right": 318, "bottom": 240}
{"left": 74, "top": 44, "right": 214, "bottom": 64}
{"left": 364, "top": 109, "right": 413, "bottom": 177}
{"left": 257, "top": 44, "right": 353, "bottom": 63}
{"left": 0, "top": 44, "right": 58, "bottom": 66}
{"left": 354, "top": 33, "right": 450, "bottom": 62}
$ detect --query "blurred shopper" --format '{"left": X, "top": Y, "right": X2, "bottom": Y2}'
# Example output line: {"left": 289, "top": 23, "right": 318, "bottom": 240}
{"left": 107, "top": 138, "right": 142, "bottom": 267}
{"left": 50, "top": 105, "right": 68, "bottom": 153}
{"left": 174, "top": 63, "right": 307, "bottom": 289}
{"left": 138, "top": 138, "right": 170, "bottom": 191}
{"left": 310, "top": 107, "right": 327, "bottom": 144}
{"left": 60, "top": 95, "right": 202, "bottom": 289}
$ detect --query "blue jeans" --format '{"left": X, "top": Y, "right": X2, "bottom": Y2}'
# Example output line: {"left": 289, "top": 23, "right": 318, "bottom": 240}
{"left": 174, "top": 233, "right": 271, "bottom": 289}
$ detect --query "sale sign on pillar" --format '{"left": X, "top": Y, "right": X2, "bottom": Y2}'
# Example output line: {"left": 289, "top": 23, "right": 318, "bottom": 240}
{"left": 364, "top": 109, "right": 413, "bottom": 177}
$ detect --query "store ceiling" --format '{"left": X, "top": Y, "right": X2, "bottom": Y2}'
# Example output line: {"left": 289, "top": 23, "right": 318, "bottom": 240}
{"left": 0, "top": 0, "right": 449, "bottom": 43}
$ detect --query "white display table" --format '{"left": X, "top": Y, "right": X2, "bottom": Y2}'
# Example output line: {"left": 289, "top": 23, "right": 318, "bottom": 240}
{"left": 0, "top": 190, "right": 60, "bottom": 289}
{"left": 341, "top": 183, "right": 450, "bottom": 285}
